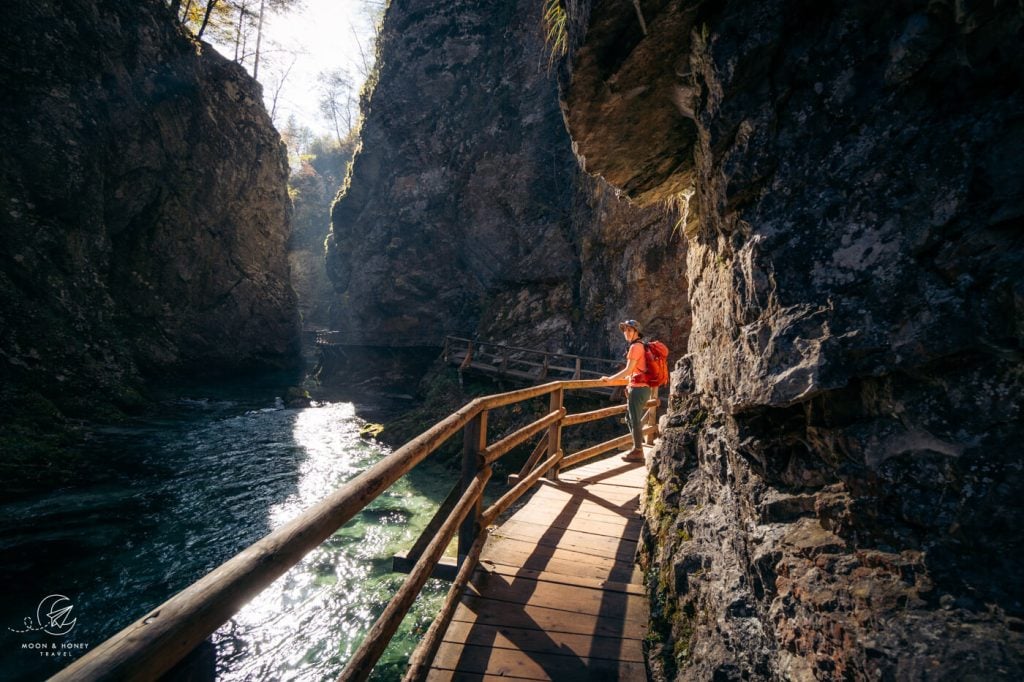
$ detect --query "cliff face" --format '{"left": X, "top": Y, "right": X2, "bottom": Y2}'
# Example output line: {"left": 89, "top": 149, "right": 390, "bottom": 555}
{"left": 325, "top": 0, "right": 687, "bottom": 358}
{"left": 289, "top": 146, "right": 354, "bottom": 331}
{"left": 566, "top": 0, "right": 1023, "bottom": 678}
{"left": 0, "top": 0, "right": 299, "bottom": 421}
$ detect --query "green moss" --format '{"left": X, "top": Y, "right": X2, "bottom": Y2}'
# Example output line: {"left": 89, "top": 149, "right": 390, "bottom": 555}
{"left": 673, "top": 602, "right": 699, "bottom": 665}
{"left": 687, "top": 409, "right": 707, "bottom": 429}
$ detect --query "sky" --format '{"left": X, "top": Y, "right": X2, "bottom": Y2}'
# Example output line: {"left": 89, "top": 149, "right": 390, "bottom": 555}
{"left": 207, "top": 0, "right": 379, "bottom": 139}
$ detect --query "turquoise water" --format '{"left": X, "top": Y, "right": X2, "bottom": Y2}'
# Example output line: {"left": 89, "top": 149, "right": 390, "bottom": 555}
{"left": 0, "top": 382, "right": 453, "bottom": 681}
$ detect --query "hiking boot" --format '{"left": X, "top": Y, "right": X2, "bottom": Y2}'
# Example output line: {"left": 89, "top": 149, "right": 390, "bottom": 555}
{"left": 621, "top": 448, "right": 644, "bottom": 462}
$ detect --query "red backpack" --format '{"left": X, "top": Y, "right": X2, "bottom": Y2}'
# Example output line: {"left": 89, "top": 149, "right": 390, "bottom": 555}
{"left": 632, "top": 340, "right": 670, "bottom": 387}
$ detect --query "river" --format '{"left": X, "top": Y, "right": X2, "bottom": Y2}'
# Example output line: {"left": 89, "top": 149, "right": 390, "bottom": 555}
{"left": 0, "top": 377, "right": 453, "bottom": 681}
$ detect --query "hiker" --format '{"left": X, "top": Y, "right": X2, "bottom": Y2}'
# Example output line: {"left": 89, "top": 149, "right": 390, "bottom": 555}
{"left": 601, "top": 319, "right": 651, "bottom": 463}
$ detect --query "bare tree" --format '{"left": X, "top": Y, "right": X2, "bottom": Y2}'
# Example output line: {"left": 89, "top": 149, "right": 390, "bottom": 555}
{"left": 267, "top": 53, "right": 299, "bottom": 124}
{"left": 317, "top": 68, "right": 357, "bottom": 145}
{"left": 196, "top": 0, "right": 219, "bottom": 39}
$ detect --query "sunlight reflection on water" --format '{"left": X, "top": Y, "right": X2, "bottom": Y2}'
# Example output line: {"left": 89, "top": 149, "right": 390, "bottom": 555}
{"left": 214, "top": 402, "right": 446, "bottom": 682}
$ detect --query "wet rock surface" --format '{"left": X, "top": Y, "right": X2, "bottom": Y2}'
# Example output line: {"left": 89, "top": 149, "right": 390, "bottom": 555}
{"left": 325, "top": 0, "right": 688, "bottom": 358}
{"left": 0, "top": 0, "right": 300, "bottom": 421}
{"left": 569, "top": 0, "right": 1024, "bottom": 678}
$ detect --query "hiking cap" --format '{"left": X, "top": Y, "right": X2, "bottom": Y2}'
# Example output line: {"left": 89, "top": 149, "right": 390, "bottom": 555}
{"left": 618, "top": 319, "right": 642, "bottom": 333}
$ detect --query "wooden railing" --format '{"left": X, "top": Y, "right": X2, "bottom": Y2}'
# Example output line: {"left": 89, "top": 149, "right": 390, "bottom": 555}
{"left": 443, "top": 336, "right": 624, "bottom": 397}
{"left": 52, "top": 379, "right": 660, "bottom": 682}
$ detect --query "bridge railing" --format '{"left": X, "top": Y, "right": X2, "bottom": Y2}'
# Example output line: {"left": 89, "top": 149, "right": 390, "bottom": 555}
{"left": 443, "top": 335, "right": 624, "bottom": 397}
{"left": 52, "top": 379, "right": 660, "bottom": 682}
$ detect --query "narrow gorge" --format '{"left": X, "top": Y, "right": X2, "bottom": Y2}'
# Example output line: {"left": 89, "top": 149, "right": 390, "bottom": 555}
{"left": 1, "top": 0, "right": 1021, "bottom": 679}
{"left": 328, "top": 0, "right": 1024, "bottom": 678}
{"left": 325, "top": 0, "right": 689, "bottom": 358}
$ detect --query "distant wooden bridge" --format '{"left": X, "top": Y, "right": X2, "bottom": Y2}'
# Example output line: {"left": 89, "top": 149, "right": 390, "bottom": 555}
{"left": 54, "top": 379, "right": 659, "bottom": 681}
{"left": 443, "top": 335, "right": 625, "bottom": 398}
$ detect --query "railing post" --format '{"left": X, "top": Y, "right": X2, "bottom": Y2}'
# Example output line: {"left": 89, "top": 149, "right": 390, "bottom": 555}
{"left": 645, "top": 386, "right": 659, "bottom": 445}
{"left": 459, "top": 411, "right": 487, "bottom": 562}
{"left": 547, "top": 388, "right": 563, "bottom": 481}
{"left": 442, "top": 336, "right": 450, "bottom": 364}
{"left": 573, "top": 357, "right": 582, "bottom": 380}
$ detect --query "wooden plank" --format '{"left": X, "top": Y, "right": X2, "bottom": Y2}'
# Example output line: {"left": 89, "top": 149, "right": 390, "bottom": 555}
{"left": 523, "top": 479, "right": 643, "bottom": 501}
{"left": 451, "top": 596, "right": 648, "bottom": 639}
{"left": 556, "top": 460, "right": 649, "bottom": 486}
{"left": 505, "top": 490, "right": 638, "bottom": 518}
{"left": 498, "top": 515, "right": 639, "bottom": 545}
{"left": 505, "top": 499, "right": 641, "bottom": 531}
{"left": 492, "top": 519, "right": 638, "bottom": 558}
{"left": 441, "top": 620, "right": 645, "bottom": 662}
{"left": 500, "top": 511, "right": 639, "bottom": 542}
{"left": 556, "top": 472, "right": 646, "bottom": 490}
{"left": 483, "top": 535, "right": 637, "bottom": 574}
{"left": 429, "top": 642, "right": 647, "bottom": 680}
{"left": 487, "top": 532, "right": 637, "bottom": 567}
{"left": 497, "top": 511, "right": 641, "bottom": 540}
{"left": 520, "top": 488, "right": 640, "bottom": 511}
{"left": 475, "top": 541, "right": 641, "bottom": 583}
{"left": 426, "top": 671, "right": 548, "bottom": 682}
{"left": 465, "top": 571, "right": 648, "bottom": 622}
{"left": 536, "top": 479, "right": 644, "bottom": 501}
{"left": 554, "top": 471, "right": 636, "bottom": 486}
{"left": 529, "top": 484, "right": 641, "bottom": 505}
{"left": 392, "top": 553, "right": 458, "bottom": 580}
{"left": 479, "top": 561, "right": 646, "bottom": 596}
{"left": 539, "top": 473, "right": 644, "bottom": 491}
{"left": 560, "top": 433, "right": 635, "bottom": 469}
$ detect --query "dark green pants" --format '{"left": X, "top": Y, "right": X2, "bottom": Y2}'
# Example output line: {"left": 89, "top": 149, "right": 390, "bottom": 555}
{"left": 627, "top": 386, "right": 652, "bottom": 451}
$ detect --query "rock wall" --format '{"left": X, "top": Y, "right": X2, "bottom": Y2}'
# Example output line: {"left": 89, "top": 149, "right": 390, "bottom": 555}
{"left": 0, "top": 0, "right": 300, "bottom": 421}
{"left": 289, "top": 145, "right": 354, "bottom": 331}
{"left": 325, "top": 0, "right": 687, "bottom": 359}
{"left": 565, "top": 0, "right": 1023, "bottom": 679}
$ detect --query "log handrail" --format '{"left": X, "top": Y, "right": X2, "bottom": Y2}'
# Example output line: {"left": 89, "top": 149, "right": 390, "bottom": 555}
{"left": 53, "top": 376, "right": 664, "bottom": 682}
{"left": 403, "top": 527, "right": 490, "bottom": 682}
{"left": 482, "top": 407, "right": 565, "bottom": 465}
{"left": 338, "top": 467, "right": 492, "bottom": 681}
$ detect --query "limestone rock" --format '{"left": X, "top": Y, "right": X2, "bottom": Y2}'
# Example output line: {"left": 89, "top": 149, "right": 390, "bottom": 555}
{"left": 325, "top": 0, "right": 688, "bottom": 358}
{"left": 0, "top": 0, "right": 300, "bottom": 419}
{"left": 568, "top": 0, "right": 1024, "bottom": 678}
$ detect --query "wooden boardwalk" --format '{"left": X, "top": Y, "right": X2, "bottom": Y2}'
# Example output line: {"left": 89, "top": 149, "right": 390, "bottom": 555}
{"left": 443, "top": 336, "right": 623, "bottom": 399}
{"left": 427, "top": 452, "right": 650, "bottom": 680}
